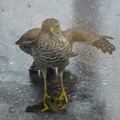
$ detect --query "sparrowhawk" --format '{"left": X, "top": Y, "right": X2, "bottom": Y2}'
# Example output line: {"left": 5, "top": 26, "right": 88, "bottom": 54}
{"left": 16, "top": 18, "right": 115, "bottom": 111}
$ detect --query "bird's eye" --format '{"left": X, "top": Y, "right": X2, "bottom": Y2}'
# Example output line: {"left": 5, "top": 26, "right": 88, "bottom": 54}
{"left": 55, "top": 24, "right": 59, "bottom": 29}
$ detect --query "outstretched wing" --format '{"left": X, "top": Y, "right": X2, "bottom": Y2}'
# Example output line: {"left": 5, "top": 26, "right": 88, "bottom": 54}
{"left": 16, "top": 28, "right": 41, "bottom": 55}
{"left": 64, "top": 27, "right": 115, "bottom": 54}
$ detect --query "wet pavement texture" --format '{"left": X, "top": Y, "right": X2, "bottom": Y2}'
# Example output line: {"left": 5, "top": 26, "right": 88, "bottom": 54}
{"left": 0, "top": 0, "right": 120, "bottom": 120}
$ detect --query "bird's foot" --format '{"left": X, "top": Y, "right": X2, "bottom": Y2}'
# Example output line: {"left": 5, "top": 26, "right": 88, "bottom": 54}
{"left": 44, "top": 92, "right": 50, "bottom": 102}
{"left": 53, "top": 91, "right": 67, "bottom": 109}
{"left": 26, "top": 99, "right": 50, "bottom": 112}
{"left": 25, "top": 91, "right": 67, "bottom": 112}
{"left": 59, "top": 90, "right": 68, "bottom": 104}
{"left": 25, "top": 93, "right": 50, "bottom": 112}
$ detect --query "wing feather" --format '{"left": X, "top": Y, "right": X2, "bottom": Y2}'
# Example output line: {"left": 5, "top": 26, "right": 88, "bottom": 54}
{"left": 64, "top": 27, "right": 115, "bottom": 54}
{"left": 16, "top": 28, "right": 41, "bottom": 45}
{"left": 15, "top": 28, "right": 41, "bottom": 55}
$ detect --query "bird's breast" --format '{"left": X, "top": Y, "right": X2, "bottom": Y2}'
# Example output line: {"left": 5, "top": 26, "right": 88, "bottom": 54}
{"left": 32, "top": 33, "right": 71, "bottom": 67}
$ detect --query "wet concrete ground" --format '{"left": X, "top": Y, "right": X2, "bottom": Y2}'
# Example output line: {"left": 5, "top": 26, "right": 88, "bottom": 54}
{"left": 0, "top": 0, "right": 120, "bottom": 120}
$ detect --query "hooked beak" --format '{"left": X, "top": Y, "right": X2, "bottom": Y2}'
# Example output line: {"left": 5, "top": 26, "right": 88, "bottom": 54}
{"left": 50, "top": 27, "right": 54, "bottom": 32}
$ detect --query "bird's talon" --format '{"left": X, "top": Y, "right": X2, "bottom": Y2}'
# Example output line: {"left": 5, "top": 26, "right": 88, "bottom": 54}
{"left": 59, "top": 90, "right": 68, "bottom": 103}
{"left": 44, "top": 93, "right": 50, "bottom": 102}
{"left": 25, "top": 100, "right": 49, "bottom": 112}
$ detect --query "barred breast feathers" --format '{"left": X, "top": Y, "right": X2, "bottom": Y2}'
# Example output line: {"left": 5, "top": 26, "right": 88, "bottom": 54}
{"left": 33, "top": 32, "right": 72, "bottom": 64}
{"left": 38, "top": 32, "right": 70, "bottom": 55}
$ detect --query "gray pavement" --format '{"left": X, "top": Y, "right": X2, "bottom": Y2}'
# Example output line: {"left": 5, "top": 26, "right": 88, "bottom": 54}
{"left": 0, "top": 0, "right": 120, "bottom": 120}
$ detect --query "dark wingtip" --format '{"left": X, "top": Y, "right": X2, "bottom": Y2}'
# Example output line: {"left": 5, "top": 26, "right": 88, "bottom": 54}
{"left": 107, "top": 36, "right": 114, "bottom": 39}
{"left": 102, "top": 36, "right": 114, "bottom": 39}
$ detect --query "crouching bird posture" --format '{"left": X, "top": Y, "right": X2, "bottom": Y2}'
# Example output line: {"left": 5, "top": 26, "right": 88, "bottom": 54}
{"left": 16, "top": 18, "right": 115, "bottom": 111}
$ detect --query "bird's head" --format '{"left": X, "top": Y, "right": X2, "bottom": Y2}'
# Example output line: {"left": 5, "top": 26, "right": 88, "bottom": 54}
{"left": 41, "top": 18, "right": 61, "bottom": 34}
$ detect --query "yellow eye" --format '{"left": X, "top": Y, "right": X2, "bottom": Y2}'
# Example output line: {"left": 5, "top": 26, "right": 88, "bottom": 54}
{"left": 55, "top": 24, "right": 59, "bottom": 29}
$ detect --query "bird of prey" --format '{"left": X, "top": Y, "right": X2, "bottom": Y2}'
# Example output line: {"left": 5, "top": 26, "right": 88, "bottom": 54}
{"left": 16, "top": 18, "right": 115, "bottom": 111}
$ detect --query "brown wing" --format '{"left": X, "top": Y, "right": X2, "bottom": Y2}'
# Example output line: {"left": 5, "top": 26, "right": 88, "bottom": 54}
{"left": 15, "top": 28, "right": 41, "bottom": 55}
{"left": 64, "top": 27, "right": 115, "bottom": 54}
{"left": 16, "top": 28, "right": 41, "bottom": 45}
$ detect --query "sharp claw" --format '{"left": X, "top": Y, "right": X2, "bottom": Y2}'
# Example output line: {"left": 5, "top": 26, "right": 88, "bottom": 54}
{"left": 26, "top": 91, "right": 68, "bottom": 112}
{"left": 25, "top": 100, "right": 49, "bottom": 112}
{"left": 59, "top": 90, "right": 68, "bottom": 103}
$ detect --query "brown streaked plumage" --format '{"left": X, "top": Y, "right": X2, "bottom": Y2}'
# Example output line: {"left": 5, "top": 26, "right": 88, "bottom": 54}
{"left": 16, "top": 18, "right": 115, "bottom": 108}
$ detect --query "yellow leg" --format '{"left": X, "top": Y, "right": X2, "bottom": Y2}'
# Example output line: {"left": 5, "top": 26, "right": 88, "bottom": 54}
{"left": 43, "top": 72, "right": 50, "bottom": 102}
{"left": 59, "top": 72, "right": 68, "bottom": 103}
